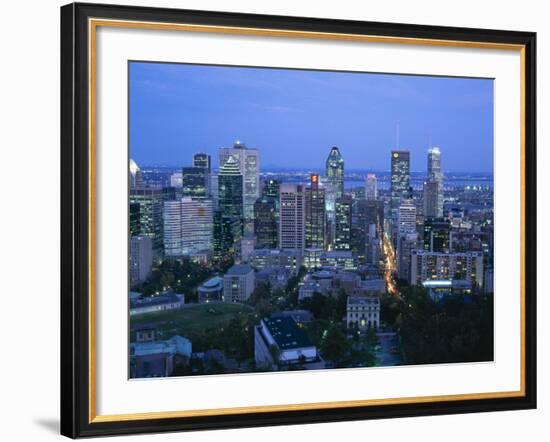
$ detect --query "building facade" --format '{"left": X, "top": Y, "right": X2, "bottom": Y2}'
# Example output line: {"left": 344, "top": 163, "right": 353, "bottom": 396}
{"left": 279, "top": 183, "right": 305, "bottom": 250}
{"left": 410, "top": 250, "right": 484, "bottom": 288}
{"left": 163, "top": 197, "right": 213, "bottom": 257}
{"left": 254, "top": 317, "right": 319, "bottom": 369}
{"left": 219, "top": 141, "right": 259, "bottom": 223}
{"left": 305, "top": 174, "right": 326, "bottom": 249}
{"left": 365, "top": 173, "right": 378, "bottom": 200}
{"left": 325, "top": 146, "right": 344, "bottom": 200}
{"left": 254, "top": 196, "right": 278, "bottom": 249}
{"left": 390, "top": 150, "right": 410, "bottom": 221}
{"left": 181, "top": 166, "right": 208, "bottom": 200}
{"left": 223, "top": 264, "right": 255, "bottom": 303}
{"left": 334, "top": 196, "right": 352, "bottom": 250}
{"left": 218, "top": 155, "right": 244, "bottom": 220}
{"left": 346, "top": 296, "right": 380, "bottom": 331}
{"left": 427, "top": 146, "right": 444, "bottom": 217}
{"left": 130, "top": 236, "right": 153, "bottom": 286}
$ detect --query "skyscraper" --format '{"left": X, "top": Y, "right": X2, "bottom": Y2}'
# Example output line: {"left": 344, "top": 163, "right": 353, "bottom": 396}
{"left": 129, "top": 187, "right": 167, "bottom": 251}
{"left": 130, "top": 236, "right": 153, "bottom": 286}
{"left": 218, "top": 155, "right": 244, "bottom": 220}
{"left": 193, "top": 153, "right": 211, "bottom": 171}
{"left": 365, "top": 173, "right": 378, "bottom": 200}
{"left": 422, "top": 180, "right": 439, "bottom": 218}
{"left": 326, "top": 146, "right": 344, "bottom": 200}
{"left": 219, "top": 141, "right": 259, "bottom": 223}
{"left": 423, "top": 217, "right": 451, "bottom": 253}
{"left": 397, "top": 199, "right": 418, "bottom": 281}
{"left": 397, "top": 233, "right": 418, "bottom": 281}
{"left": 279, "top": 183, "right": 305, "bottom": 250}
{"left": 213, "top": 211, "right": 241, "bottom": 262}
{"left": 129, "top": 158, "right": 143, "bottom": 189}
{"left": 390, "top": 150, "right": 410, "bottom": 221}
{"left": 426, "top": 147, "right": 444, "bottom": 217}
{"left": 305, "top": 174, "right": 326, "bottom": 249}
{"left": 193, "top": 152, "right": 211, "bottom": 195}
{"left": 397, "top": 199, "right": 417, "bottom": 237}
{"left": 262, "top": 179, "right": 280, "bottom": 200}
{"left": 163, "top": 197, "right": 213, "bottom": 257}
{"left": 181, "top": 167, "right": 207, "bottom": 200}
{"left": 254, "top": 196, "right": 278, "bottom": 249}
{"left": 352, "top": 199, "right": 384, "bottom": 263}
{"left": 334, "top": 196, "right": 352, "bottom": 251}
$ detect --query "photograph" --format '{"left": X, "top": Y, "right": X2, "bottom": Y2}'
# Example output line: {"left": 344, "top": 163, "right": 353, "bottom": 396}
{"left": 127, "top": 62, "right": 495, "bottom": 379}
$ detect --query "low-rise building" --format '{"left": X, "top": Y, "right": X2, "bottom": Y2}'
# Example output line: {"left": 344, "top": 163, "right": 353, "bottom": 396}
{"left": 298, "top": 270, "right": 335, "bottom": 300}
{"left": 422, "top": 279, "right": 473, "bottom": 301}
{"left": 303, "top": 247, "right": 323, "bottom": 269}
{"left": 198, "top": 276, "right": 223, "bottom": 303}
{"left": 410, "top": 250, "right": 484, "bottom": 289}
{"left": 254, "top": 316, "right": 321, "bottom": 369}
{"left": 249, "top": 249, "right": 302, "bottom": 275}
{"left": 255, "top": 267, "right": 292, "bottom": 291}
{"left": 346, "top": 296, "right": 380, "bottom": 331}
{"left": 271, "top": 309, "right": 314, "bottom": 325}
{"left": 130, "top": 335, "right": 192, "bottom": 378}
{"left": 129, "top": 293, "right": 185, "bottom": 316}
{"left": 223, "top": 264, "right": 255, "bottom": 303}
{"left": 320, "top": 251, "right": 356, "bottom": 271}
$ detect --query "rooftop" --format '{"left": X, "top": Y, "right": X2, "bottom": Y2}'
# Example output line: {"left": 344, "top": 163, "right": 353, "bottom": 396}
{"left": 130, "top": 293, "right": 183, "bottom": 309}
{"left": 251, "top": 249, "right": 299, "bottom": 257}
{"left": 226, "top": 264, "right": 254, "bottom": 276}
{"left": 201, "top": 276, "right": 223, "bottom": 288}
{"left": 262, "top": 316, "right": 312, "bottom": 350}
{"left": 347, "top": 296, "right": 380, "bottom": 306}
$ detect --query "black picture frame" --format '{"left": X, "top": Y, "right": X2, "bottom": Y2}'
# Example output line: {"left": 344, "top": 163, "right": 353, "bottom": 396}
{"left": 61, "top": 2, "right": 537, "bottom": 438}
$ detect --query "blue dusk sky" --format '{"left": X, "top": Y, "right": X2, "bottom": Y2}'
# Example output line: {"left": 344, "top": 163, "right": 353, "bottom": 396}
{"left": 129, "top": 61, "right": 494, "bottom": 173}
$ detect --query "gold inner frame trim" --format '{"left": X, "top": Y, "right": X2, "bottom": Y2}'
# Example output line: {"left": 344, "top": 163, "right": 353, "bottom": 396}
{"left": 88, "top": 17, "right": 527, "bottom": 424}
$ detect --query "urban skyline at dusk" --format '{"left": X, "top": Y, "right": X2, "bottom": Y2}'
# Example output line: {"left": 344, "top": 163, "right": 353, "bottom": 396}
{"left": 129, "top": 62, "right": 494, "bottom": 173}
{"left": 128, "top": 62, "right": 494, "bottom": 379}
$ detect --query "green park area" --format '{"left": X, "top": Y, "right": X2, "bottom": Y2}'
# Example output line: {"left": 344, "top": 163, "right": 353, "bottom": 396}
{"left": 130, "top": 303, "right": 257, "bottom": 359}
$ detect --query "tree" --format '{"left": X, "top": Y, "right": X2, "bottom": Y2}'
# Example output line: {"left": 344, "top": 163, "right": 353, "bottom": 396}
{"left": 268, "top": 344, "right": 281, "bottom": 364}
{"left": 319, "top": 325, "right": 351, "bottom": 366}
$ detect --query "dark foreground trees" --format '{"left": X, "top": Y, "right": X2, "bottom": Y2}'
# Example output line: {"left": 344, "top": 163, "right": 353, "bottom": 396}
{"left": 382, "top": 285, "right": 494, "bottom": 365}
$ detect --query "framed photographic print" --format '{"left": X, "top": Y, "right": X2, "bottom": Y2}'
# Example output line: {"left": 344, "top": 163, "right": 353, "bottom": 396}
{"left": 60, "top": 2, "right": 537, "bottom": 438}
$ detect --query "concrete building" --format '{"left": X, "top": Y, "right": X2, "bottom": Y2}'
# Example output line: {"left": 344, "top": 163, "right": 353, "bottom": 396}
{"left": 130, "top": 293, "right": 185, "bottom": 316}
{"left": 254, "top": 316, "right": 320, "bottom": 369}
{"left": 303, "top": 247, "right": 323, "bottom": 269}
{"left": 279, "top": 183, "right": 305, "bottom": 250}
{"left": 397, "top": 232, "right": 418, "bottom": 282}
{"left": 130, "top": 335, "right": 192, "bottom": 378}
{"left": 365, "top": 173, "right": 378, "bottom": 200}
{"left": 239, "top": 236, "right": 255, "bottom": 263}
{"left": 198, "top": 276, "right": 223, "bottom": 303}
{"left": 346, "top": 296, "right": 380, "bottom": 331}
{"left": 320, "top": 251, "right": 356, "bottom": 271}
{"left": 255, "top": 267, "right": 293, "bottom": 291}
{"left": 163, "top": 197, "right": 213, "bottom": 257}
{"left": 410, "top": 250, "right": 484, "bottom": 288}
{"left": 249, "top": 249, "right": 302, "bottom": 275}
{"left": 130, "top": 235, "right": 153, "bottom": 286}
{"left": 390, "top": 150, "right": 410, "bottom": 221}
{"left": 223, "top": 264, "right": 255, "bottom": 303}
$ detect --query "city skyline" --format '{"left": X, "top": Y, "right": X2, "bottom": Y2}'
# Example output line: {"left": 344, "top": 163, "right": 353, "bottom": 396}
{"left": 129, "top": 62, "right": 494, "bottom": 379}
{"left": 129, "top": 62, "right": 494, "bottom": 173}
